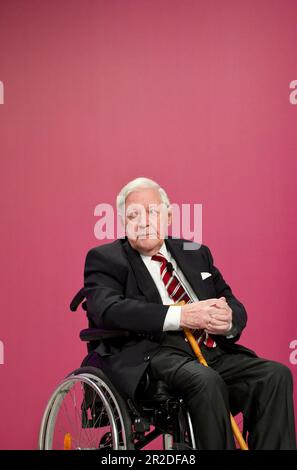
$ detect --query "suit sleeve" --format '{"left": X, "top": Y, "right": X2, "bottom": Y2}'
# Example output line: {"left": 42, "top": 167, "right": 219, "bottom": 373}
{"left": 205, "top": 246, "right": 247, "bottom": 342}
{"left": 84, "top": 248, "right": 168, "bottom": 332}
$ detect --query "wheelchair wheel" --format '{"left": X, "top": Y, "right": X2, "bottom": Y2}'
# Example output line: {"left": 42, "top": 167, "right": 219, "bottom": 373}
{"left": 39, "top": 367, "right": 134, "bottom": 450}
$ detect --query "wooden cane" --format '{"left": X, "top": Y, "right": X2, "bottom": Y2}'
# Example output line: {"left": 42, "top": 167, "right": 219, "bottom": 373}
{"left": 176, "top": 301, "right": 249, "bottom": 450}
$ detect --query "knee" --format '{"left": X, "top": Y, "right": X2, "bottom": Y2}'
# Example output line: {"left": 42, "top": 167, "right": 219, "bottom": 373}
{"left": 263, "top": 361, "right": 293, "bottom": 385}
{"left": 190, "top": 367, "right": 227, "bottom": 396}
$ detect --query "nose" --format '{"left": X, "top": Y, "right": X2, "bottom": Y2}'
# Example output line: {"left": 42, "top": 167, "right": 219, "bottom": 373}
{"left": 139, "top": 211, "right": 150, "bottom": 228}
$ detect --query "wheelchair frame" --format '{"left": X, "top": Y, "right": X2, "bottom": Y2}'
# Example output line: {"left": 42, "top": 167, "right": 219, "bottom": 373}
{"left": 38, "top": 289, "right": 196, "bottom": 450}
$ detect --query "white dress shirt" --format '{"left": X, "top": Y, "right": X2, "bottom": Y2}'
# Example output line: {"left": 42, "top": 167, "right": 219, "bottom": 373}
{"left": 140, "top": 243, "right": 198, "bottom": 331}
{"left": 141, "top": 242, "right": 234, "bottom": 337}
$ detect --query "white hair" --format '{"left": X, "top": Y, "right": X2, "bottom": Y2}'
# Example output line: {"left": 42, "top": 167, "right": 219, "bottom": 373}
{"left": 116, "top": 177, "right": 170, "bottom": 216}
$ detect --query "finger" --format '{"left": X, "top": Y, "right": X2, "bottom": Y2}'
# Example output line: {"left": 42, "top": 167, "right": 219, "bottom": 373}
{"left": 206, "top": 325, "right": 230, "bottom": 334}
{"left": 210, "top": 312, "right": 231, "bottom": 321}
{"left": 212, "top": 305, "right": 231, "bottom": 315}
{"left": 209, "top": 309, "right": 231, "bottom": 319}
{"left": 208, "top": 319, "right": 230, "bottom": 328}
{"left": 214, "top": 299, "right": 228, "bottom": 309}
{"left": 210, "top": 318, "right": 231, "bottom": 327}
{"left": 209, "top": 315, "right": 230, "bottom": 323}
{"left": 204, "top": 298, "right": 221, "bottom": 306}
{"left": 205, "top": 328, "right": 222, "bottom": 335}
{"left": 207, "top": 317, "right": 229, "bottom": 327}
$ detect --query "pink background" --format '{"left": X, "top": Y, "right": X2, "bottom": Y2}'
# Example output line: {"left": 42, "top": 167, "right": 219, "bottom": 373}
{"left": 0, "top": 0, "right": 296, "bottom": 449}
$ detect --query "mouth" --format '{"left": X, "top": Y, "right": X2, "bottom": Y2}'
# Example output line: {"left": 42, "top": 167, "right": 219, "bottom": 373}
{"left": 137, "top": 231, "right": 158, "bottom": 239}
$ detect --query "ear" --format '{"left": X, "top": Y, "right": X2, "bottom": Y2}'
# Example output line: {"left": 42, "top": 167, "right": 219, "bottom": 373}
{"left": 117, "top": 209, "right": 126, "bottom": 237}
{"left": 167, "top": 205, "right": 172, "bottom": 227}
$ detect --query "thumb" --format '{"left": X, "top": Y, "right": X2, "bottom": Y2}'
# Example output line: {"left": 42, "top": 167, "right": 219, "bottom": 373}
{"left": 205, "top": 298, "right": 221, "bottom": 306}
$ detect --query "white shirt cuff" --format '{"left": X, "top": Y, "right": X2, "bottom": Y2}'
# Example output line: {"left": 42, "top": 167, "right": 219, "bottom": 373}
{"left": 226, "top": 323, "right": 235, "bottom": 338}
{"left": 163, "top": 306, "right": 182, "bottom": 331}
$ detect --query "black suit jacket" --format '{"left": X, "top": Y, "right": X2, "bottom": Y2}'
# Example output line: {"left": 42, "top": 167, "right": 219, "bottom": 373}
{"left": 84, "top": 237, "right": 255, "bottom": 398}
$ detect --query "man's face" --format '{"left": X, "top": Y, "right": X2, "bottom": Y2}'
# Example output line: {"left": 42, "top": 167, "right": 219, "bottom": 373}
{"left": 124, "top": 187, "right": 171, "bottom": 256}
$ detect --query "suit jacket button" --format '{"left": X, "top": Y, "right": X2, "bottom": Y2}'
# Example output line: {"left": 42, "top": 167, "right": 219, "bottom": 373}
{"left": 144, "top": 355, "right": 150, "bottom": 361}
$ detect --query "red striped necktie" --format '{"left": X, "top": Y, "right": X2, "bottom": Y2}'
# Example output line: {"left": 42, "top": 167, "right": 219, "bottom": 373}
{"left": 151, "top": 252, "right": 216, "bottom": 348}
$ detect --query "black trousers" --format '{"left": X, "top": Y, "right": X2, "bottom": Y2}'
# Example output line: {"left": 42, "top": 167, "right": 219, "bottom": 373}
{"left": 149, "top": 332, "right": 296, "bottom": 450}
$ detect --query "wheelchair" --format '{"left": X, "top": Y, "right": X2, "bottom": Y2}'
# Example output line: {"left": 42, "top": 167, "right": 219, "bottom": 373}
{"left": 38, "top": 288, "right": 196, "bottom": 450}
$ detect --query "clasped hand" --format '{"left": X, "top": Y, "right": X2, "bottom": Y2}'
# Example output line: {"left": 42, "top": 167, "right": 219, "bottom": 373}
{"left": 180, "top": 297, "right": 232, "bottom": 335}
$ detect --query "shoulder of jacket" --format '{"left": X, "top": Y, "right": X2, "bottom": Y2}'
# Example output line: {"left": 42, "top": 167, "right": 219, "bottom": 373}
{"left": 85, "top": 239, "right": 124, "bottom": 258}
{"left": 168, "top": 237, "right": 210, "bottom": 253}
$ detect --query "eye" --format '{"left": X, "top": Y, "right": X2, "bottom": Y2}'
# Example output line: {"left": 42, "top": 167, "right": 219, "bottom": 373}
{"left": 149, "top": 208, "right": 159, "bottom": 215}
{"left": 127, "top": 211, "right": 139, "bottom": 220}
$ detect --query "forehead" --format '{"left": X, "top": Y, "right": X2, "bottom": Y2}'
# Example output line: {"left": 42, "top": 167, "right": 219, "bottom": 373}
{"left": 125, "top": 187, "right": 162, "bottom": 206}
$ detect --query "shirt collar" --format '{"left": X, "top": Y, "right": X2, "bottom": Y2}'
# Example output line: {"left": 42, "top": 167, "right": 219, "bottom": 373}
{"left": 140, "top": 241, "right": 168, "bottom": 261}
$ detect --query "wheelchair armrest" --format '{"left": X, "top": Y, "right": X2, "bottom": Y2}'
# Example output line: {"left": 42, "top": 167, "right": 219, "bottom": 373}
{"left": 79, "top": 327, "right": 131, "bottom": 342}
{"left": 70, "top": 288, "right": 86, "bottom": 311}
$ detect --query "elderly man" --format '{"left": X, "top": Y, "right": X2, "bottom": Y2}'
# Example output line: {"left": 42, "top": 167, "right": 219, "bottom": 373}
{"left": 84, "top": 177, "right": 296, "bottom": 450}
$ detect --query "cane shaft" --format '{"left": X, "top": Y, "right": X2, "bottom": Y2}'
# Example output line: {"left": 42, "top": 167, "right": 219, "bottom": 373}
{"left": 183, "top": 327, "right": 248, "bottom": 450}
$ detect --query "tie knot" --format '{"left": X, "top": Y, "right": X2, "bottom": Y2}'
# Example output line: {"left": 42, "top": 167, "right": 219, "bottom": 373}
{"left": 151, "top": 252, "right": 167, "bottom": 264}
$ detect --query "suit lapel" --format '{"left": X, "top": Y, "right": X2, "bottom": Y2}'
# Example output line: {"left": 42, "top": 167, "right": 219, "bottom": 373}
{"left": 165, "top": 238, "right": 209, "bottom": 300}
{"left": 122, "top": 238, "right": 163, "bottom": 304}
